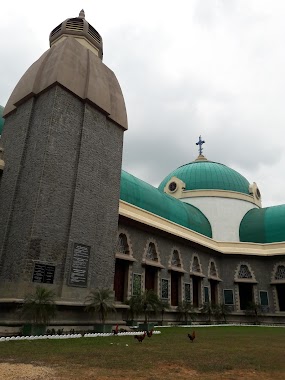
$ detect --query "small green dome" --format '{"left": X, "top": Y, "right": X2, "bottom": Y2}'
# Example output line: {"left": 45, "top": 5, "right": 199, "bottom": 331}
{"left": 120, "top": 170, "right": 212, "bottom": 238}
{"left": 240, "top": 205, "right": 285, "bottom": 243}
{"left": 158, "top": 158, "right": 250, "bottom": 195}
{"left": 0, "top": 105, "right": 4, "bottom": 134}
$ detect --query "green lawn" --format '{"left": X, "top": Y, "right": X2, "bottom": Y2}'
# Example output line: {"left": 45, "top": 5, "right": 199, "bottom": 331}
{"left": 0, "top": 326, "right": 284, "bottom": 379}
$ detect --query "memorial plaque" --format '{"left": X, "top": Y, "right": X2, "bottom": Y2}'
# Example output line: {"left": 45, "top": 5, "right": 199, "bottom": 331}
{"left": 32, "top": 263, "right": 55, "bottom": 284}
{"left": 44, "top": 265, "right": 56, "bottom": 284}
{"left": 69, "top": 243, "right": 90, "bottom": 287}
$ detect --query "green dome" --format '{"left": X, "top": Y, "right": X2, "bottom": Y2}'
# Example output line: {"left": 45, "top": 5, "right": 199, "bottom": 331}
{"left": 0, "top": 105, "right": 4, "bottom": 134}
{"left": 120, "top": 170, "right": 212, "bottom": 238}
{"left": 240, "top": 205, "right": 285, "bottom": 243}
{"left": 158, "top": 158, "right": 250, "bottom": 195}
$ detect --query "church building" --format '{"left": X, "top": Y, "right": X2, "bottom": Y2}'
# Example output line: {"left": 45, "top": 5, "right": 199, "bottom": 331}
{"left": 0, "top": 11, "right": 284, "bottom": 333}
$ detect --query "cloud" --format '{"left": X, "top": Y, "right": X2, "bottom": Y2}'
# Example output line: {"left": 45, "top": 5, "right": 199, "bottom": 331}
{"left": 1, "top": 0, "right": 285, "bottom": 208}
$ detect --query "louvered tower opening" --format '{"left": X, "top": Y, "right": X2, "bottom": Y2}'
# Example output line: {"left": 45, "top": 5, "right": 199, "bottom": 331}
{"left": 50, "top": 23, "right": 62, "bottom": 38}
{"left": 66, "top": 18, "right": 84, "bottom": 32}
{"left": 88, "top": 25, "right": 101, "bottom": 44}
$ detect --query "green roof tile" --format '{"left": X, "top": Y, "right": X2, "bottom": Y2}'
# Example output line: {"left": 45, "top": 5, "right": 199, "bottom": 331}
{"left": 120, "top": 170, "right": 212, "bottom": 238}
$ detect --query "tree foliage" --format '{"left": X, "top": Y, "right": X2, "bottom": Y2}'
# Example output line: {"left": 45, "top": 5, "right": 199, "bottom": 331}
{"left": 200, "top": 302, "right": 215, "bottom": 323}
{"left": 158, "top": 300, "right": 171, "bottom": 324}
{"left": 177, "top": 301, "right": 196, "bottom": 324}
{"left": 85, "top": 288, "right": 116, "bottom": 324}
{"left": 245, "top": 301, "right": 263, "bottom": 325}
{"left": 21, "top": 286, "right": 56, "bottom": 325}
{"left": 127, "top": 289, "right": 161, "bottom": 323}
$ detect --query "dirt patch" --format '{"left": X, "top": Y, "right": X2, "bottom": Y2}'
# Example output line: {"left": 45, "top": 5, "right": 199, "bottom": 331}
{"left": 0, "top": 363, "right": 56, "bottom": 380}
{"left": 0, "top": 363, "right": 283, "bottom": 380}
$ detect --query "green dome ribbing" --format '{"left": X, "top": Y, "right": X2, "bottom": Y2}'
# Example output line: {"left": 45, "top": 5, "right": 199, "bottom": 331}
{"left": 240, "top": 205, "right": 285, "bottom": 243}
{"left": 158, "top": 160, "right": 250, "bottom": 195}
{"left": 120, "top": 170, "right": 212, "bottom": 238}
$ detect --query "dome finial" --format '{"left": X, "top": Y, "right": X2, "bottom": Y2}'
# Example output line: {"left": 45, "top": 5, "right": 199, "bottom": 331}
{"left": 196, "top": 135, "right": 205, "bottom": 156}
{"left": 79, "top": 9, "right": 85, "bottom": 18}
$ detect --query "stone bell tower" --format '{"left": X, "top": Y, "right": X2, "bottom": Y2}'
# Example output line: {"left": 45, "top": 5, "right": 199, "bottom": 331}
{"left": 0, "top": 10, "right": 128, "bottom": 301}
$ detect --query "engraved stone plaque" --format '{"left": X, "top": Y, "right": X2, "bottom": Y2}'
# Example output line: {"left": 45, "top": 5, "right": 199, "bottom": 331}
{"left": 32, "top": 263, "right": 55, "bottom": 284}
{"left": 68, "top": 243, "right": 91, "bottom": 287}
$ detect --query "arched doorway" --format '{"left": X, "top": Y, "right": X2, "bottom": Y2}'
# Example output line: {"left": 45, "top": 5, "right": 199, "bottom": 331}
{"left": 114, "top": 233, "right": 135, "bottom": 302}
{"left": 235, "top": 263, "right": 257, "bottom": 310}
{"left": 143, "top": 241, "right": 164, "bottom": 295}
{"left": 272, "top": 264, "right": 285, "bottom": 311}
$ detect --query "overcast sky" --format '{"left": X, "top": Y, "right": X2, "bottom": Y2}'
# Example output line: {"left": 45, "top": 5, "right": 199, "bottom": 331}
{"left": 1, "top": 0, "right": 285, "bottom": 207}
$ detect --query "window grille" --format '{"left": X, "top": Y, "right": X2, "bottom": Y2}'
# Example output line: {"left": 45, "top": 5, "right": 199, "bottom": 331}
{"left": 132, "top": 274, "right": 141, "bottom": 296}
{"left": 161, "top": 279, "right": 169, "bottom": 299}
{"left": 192, "top": 256, "right": 200, "bottom": 272}
{"left": 171, "top": 250, "right": 180, "bottom": 266}
{"left": 146, "top": 243, "right": 157, "bottom": 261}
{"left": 275, "top": 265, "right": 285, "bottom": 280}
{"left": 185, "top": 283, "right": 191, "bottom": 302}
{"left": 117, "top": 234, "right": 128, "bottom": 254}
{"left": 238, "top": 264, "right": 252, "bottom": 279}
{"left": 210, "top": 261, "right": 217, "bottom": 277}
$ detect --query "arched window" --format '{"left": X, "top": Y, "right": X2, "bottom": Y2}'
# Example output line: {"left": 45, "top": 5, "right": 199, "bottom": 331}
{"left": 146, "top": 243, "right": 158, "bottom": 261}
{"left": 171, "top": 250, "right": 181, "bottom": 267}
{"left": 192, "top": 256, "right": 201, "bottom": 273}
{"left": 238, "top": 264, "right": 252, "bottom": 279}
{"left": 117, "top": 234, "right": 129, "bottom": 255}
{"left": 209, "top": 261, "right": 217, "bottom": 277}
{"left": 275, "top": 265, "right": 285, "bottom": 280}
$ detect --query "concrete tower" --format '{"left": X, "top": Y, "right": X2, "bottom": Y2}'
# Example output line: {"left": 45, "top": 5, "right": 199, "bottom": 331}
{"left": 0, "top": 10, "right": 128, "bottom": 302}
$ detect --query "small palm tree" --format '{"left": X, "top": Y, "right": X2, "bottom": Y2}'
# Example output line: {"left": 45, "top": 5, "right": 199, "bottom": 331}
{"left": 140, "top": 289, "right": 161, "bottom": 324}
{"left": 245, "top": 301, "right": 263, "bottom": 325}
{"left": 85, "top": 288, "right": 116, "bottom": 324}
{"left": 21, "top": 286, "right": 56, "bottom": 325}
{"left": 177, "top": 301, "right": 196, "bottom": 325}
{"left": 158, "top": 300, "right": 171, "bottom": 325}
{"left": 200, "top": 302, "right": 215, "bottom": 324}
{"left": 213, "top": 303, "right": 232, "bottom": 324}
{"left": 126, "top": 295, "right": 142, "bottom": 323}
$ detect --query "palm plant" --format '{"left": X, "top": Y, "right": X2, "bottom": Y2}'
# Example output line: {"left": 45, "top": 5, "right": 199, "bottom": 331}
{"left": 213, "top": 303, "right": 232, "bottom": 324}
{"left": 158, "top": 300, "right": 171, "bottom": 325}
{"left": 200, "top": 302, "right": 215, "bottom": 324}
{"left": 125, "top": 295, "right": 141, "bottom": 323}
{"left": 140, "top": 289, "right": 161, "bottom": 324}
{"left": 85, "top": 288, "right": 116, "bottom": 324}
{"left": 21, "top": 286, "right": 56, "bottom": 326}
{"left": 245, "top": 301, "right": 263, "bottom": 325}
{"left": 128, "top": 289, "right": 161, "bottom": 325}
{"left": 177, "top": 301, "right": 196, "bottom": 324}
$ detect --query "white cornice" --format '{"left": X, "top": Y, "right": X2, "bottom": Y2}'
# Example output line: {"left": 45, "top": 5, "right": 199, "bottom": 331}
{"left": 173, "top": 189, "right": 260, "bottom": 207}
{"left": 119, "top": 200, "right": 285, "bottom": 257}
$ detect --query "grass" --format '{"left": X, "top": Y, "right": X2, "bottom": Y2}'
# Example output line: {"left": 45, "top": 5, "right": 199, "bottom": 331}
{"left": 1, "top": 326, "right": 285, "bottom": 379}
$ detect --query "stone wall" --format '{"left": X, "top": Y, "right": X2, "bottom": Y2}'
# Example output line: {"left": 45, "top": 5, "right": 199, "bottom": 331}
{"left": 0, "top": 86, "right": 123, "bottom": 301}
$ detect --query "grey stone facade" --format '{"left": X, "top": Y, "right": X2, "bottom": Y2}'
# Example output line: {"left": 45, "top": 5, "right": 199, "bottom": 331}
{"left": 0, "top": 86, "right": 124, "bottom": 301}
{"left": 117, "top": 218, "right": 285, "bottom": 323}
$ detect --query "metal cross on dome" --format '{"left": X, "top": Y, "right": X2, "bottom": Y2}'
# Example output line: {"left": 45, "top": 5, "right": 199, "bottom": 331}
{"left": 196, "top": 135, "right": 205, "bottom": 155}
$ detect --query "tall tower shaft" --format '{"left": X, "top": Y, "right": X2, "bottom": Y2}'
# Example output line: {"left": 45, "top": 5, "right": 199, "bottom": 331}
{"left": 0, "top": 11, "right": 127, "bottom": 301}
